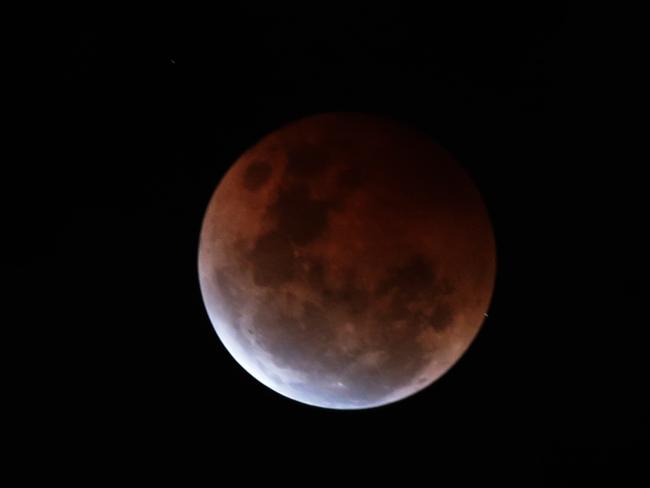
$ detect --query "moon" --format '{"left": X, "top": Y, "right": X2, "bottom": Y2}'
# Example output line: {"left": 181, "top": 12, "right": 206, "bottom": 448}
{"left": 198, "top": 113, "right": 496, "bottom": 409}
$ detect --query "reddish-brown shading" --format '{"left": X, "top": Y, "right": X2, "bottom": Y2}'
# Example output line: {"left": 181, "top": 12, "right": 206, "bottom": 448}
{"left": 198, "top": 113, "right": 496, "bottom": 409}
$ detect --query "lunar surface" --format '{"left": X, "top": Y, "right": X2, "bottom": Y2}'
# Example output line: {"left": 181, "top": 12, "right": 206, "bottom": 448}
{"left": 198, "top": 113, "right": 496, "bottom": 409}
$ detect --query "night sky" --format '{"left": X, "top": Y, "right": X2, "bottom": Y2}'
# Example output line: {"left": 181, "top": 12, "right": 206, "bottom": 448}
{"left": 18, "top": 5, "right": 646, "bottom": 483}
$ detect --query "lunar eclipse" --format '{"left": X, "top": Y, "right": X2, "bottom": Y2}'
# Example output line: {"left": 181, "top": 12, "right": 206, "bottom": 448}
{"left": 198, "top": 113, "right": 496, "bottom": 409}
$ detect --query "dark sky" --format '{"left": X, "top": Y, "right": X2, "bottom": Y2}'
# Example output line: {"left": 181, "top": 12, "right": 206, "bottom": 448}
{"left": 17, "top": 5, "right": 646, "bottom": 484}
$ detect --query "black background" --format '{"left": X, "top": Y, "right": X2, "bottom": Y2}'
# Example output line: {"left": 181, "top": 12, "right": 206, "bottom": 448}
{"left": 17, "top": 5, "right": 646, "bottom": 484}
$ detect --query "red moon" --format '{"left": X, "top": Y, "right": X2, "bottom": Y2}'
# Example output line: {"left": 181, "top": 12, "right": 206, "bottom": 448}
{"left": 198, "top": 113, "right": 496, "bottom": 409}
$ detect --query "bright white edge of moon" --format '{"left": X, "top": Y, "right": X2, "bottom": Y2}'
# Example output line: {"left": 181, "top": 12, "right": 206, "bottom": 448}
{"left": 198, "top": 272, "right": 492, "bottom": 410}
